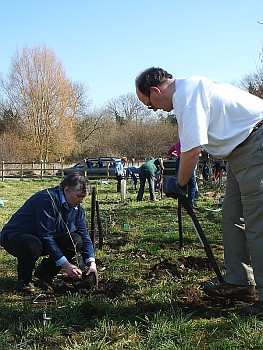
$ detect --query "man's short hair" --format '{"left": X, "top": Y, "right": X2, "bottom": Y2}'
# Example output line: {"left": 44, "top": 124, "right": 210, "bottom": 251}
{"left": 135, "top": 67, "right": 173, "bottom": 96}
{"left": 60, "top": 173, "right": 90, "bottom": 194}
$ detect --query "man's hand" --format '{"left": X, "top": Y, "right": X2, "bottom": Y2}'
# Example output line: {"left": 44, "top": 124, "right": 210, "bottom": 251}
{"left": 177, "top": 183, "right": 187, "bottom": 197}
{"left": 62, "top": 261, "right": 82, "bottom": 279}
{"left": 86, "top": 261, "right": 99, "bottom": 289}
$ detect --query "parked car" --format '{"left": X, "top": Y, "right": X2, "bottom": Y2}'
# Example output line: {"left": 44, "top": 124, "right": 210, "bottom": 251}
{"left": 56, "top": 157, "right": 121, "bottom": 179}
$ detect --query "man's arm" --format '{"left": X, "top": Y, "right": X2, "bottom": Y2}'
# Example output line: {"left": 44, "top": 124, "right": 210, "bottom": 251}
{"left": 177, "top": 147, "right": 201, "bottom": 186}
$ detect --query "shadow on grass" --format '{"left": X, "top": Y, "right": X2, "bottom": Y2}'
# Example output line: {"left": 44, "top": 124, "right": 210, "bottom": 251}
{"left": 0, "top": 276, "right": 18, "bottom": 293}
{"left": 80, "top": 285, "right": 236, "bottom": 325}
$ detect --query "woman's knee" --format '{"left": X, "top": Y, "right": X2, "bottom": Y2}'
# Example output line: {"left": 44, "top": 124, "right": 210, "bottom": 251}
{"left": 6, "top": 234, "right": 42, "bottom": 260}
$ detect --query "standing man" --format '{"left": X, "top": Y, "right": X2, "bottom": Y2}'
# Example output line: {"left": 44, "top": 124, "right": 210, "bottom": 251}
{"left": 137, "top": 157, "right": 163, "bottom": 201}
{"left": 0, "top": 173, "right": 98, "bottom": 293}
{"left": 115, "top": 157, "right": 127, "bottom": 192}
{"left": 135, "top": 67, "right": 263, "bottom": 316}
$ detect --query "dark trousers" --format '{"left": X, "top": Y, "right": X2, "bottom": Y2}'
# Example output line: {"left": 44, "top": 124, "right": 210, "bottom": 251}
{"left": 115, "top": 174, "right": 123, "bottom": 192}
{"left": 137, "top": 170, "right": 156, "bottom": 201}
{"left": 3, "top": 233, "right": 83, "bottom": 284}
{"left": 131, "top": 173, "right": 138, "bottom": 189}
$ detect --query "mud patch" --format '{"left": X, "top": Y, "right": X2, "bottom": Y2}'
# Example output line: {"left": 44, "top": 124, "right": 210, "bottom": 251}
{"left": 178, "top": 255, "right": 216, "bottom": 270}
{"left": 149, "top": 258, "right": 181, "bottom": 278}
{"left": 148, "top": 255, "right": 218, "bottom": 279}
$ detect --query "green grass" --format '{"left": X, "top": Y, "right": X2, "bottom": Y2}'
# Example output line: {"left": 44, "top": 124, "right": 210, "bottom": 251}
{"left": 0, "top": 179, "right": 262, "bottom": 350}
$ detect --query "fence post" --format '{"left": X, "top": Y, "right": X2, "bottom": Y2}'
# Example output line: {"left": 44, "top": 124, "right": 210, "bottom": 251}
{"left": 20, "top": 162, "right": 23, "bottom": 179}
{"left": 90, "top": 187, "right": 96, "bottom": 248}
{"left": 96, "top": 200, "right": 103, "bottom": 249}
{"left": 106, "top": 162, "right": 110, "bottom": 180}
{"left": 61, "top": 161, "right": 64, "bottom": 178}
{"left": 40, "top": 160, "right": 44, "bottom": 180}
{"left": 84, "top": 159, "right": 87, "bottom": 177}
{"left": 1, "top": 161, "right": 4, "bottom": 181}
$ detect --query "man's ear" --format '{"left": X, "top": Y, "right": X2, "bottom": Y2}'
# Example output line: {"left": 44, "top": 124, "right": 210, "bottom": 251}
{"left": 149, "top": 86, "right": 161, "bottom": 95}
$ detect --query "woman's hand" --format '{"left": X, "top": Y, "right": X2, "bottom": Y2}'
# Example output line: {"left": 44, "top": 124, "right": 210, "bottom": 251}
{"left": 86, "top": 261, "right": 99, "bottom": 289}
{"left": 62, "top": 261, "right": 82, "bottom": 279}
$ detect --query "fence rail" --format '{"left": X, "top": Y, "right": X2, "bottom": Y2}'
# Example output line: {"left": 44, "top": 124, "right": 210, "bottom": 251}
{"left": 0, "top": 159, "right": 227, "bottom": 193}
{"left": 0, "top": 160, "right": 140, "bottom": 180}
{"left": 0, "top": 161, "right": 62, "bottom": 180}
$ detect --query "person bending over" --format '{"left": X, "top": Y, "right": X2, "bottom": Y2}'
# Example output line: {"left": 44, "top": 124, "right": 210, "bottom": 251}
{"left": 135, "top": 66, "right": 263, "bottom": 317}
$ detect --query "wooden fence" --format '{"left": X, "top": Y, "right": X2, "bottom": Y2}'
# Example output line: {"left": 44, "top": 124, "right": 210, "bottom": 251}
{"left": 0, "top": 161, "right": 62, "bottom": 180}
{"left": 0, "top": 160, "right": 140, "bottom": 180}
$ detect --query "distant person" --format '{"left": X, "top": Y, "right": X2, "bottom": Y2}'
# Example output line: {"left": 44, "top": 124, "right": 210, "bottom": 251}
{"left": 137, "top": 158, "right": 163, "bottom": 201}
{"left": 212, "top": 160, "right": 227, "bottom": 181}
{"left": 126, "top": 165, "right": 139, "bottom": 190}
{"left": 202, "top": 162, "right": 210, "bottom": 181}
{"left": 167, "top": 143, "right": 179, "bottom": 158}
{"left": 201, "top": 150, "right": 210, "bottom": 181}
{"left": 135, "top": 66, "right": 263, "bottom": 316}
{"left": 86, "top": 159, "right": 93, "bottom": 168}
{"left": 0, "top": 173, "right": 98, "bottom": 293}
{"left": 115, "top": 157, "right": 127, "bottom": 192}
{"left": 212, "top": 161, "right": 221, "bottom": 181}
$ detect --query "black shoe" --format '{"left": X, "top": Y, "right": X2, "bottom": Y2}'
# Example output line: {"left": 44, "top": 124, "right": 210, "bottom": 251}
{"left": 19, "top": 281, "right": 35, "bottom": 293}
{"left": 34, "top": 266, "right": 54, "bottom": 283}
{"left": 240, "top": 301, "right": 263, "bottom": 317}
{"left": 203, "top": 281, "right": 256, "bottom": 302}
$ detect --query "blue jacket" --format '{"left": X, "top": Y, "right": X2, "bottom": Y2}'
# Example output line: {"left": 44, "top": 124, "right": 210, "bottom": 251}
{"left": 0, "top": 186, "right": 95, "bottom": 265}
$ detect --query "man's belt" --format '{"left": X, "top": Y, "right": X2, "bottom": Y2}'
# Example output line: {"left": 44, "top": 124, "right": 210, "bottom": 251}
{"left": 251, "top": 118, "right": 263, "bottom": 134}
{"left": 236, "top": 118, "right": 263, "bottom": 148}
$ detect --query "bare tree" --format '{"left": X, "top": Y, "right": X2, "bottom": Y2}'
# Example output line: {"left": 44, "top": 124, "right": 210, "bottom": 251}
{"left": 118, "top": 118, "right": 178, "bottom": 160}
{"left": 104, "top": 92, "right": 154, "bottom": 125}
{"left": 0, "top": 104, "right": 20, "bottom": 135}
{"left": 0, "top": 45, "right": 83, "bottom": 161}
{"left": 72, "top": 107, "right": 113, "bottom": 159}
{"left": 238, "top": 44, "right": 263, "bottom": 99}
{"left": 239, "top": 67, "right": 263, "bottom": 99}
{"left": 73, "top": 93, "right": 178, "bottom": 160}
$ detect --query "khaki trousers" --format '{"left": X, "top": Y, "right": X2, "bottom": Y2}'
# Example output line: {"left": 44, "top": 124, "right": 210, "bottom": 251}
{"left": 224, "top": 125, "right": 263, "bottom": 300}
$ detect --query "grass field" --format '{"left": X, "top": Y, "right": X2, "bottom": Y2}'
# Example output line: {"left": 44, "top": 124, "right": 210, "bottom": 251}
{"left": 0, "top": 178, "right": 262, "bottom": 350}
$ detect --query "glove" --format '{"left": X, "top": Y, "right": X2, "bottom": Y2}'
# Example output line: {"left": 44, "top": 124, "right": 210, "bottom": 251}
{"left": 177, "top": 183, "right": 187, "bottom": 197}
{"left": 164, "top": 176, "right": 187, "bottom": 199}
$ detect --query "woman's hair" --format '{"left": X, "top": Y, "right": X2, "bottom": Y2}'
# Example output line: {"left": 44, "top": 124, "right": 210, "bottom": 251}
{"left": 60, "top": 173, "right": 90, "bottom": 194}
{"left": 135, "top": 67, "right": 173, "bottom": 96}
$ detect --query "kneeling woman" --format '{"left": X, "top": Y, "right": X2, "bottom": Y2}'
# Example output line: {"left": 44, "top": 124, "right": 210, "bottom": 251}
{"left": 0, "top": 173, "right": 98, "bottom": 292}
